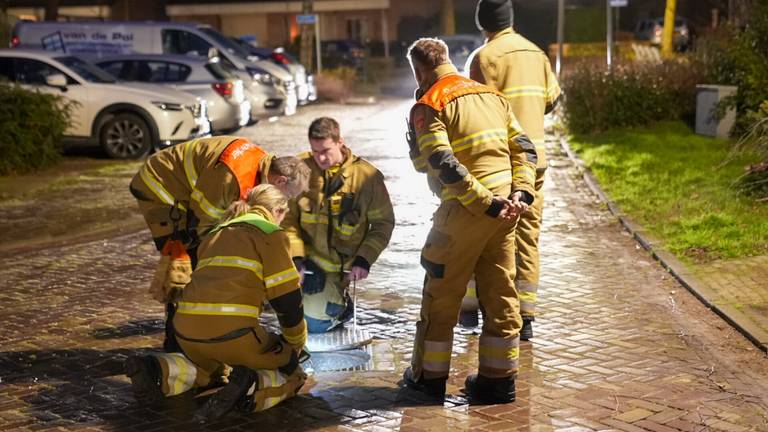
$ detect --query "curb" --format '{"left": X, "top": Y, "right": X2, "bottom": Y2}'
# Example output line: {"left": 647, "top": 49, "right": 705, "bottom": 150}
{"left": 559, "top": 136, "right": 768, "bottom": 353}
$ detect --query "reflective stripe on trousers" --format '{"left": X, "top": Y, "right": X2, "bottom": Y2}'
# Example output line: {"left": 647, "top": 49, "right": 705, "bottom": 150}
{"left": 155, "top": 352, "right": 198, "bottom": 396}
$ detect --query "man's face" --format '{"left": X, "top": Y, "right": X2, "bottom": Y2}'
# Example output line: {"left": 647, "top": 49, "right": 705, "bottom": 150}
{"left": 310, "top": 137, "right": 345, "bottom": 170}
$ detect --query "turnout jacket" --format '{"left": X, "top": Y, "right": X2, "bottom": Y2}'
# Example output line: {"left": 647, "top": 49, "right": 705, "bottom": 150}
{"left": 284, "top": 149, "right": 395, "bottom": 273}
{"left": 130, "top": 136, "right": 273, "bottom": 237}
{"left": 408, "top": 63, "right": 538, "bottom": 216}
{"left": 468, "top": 28, "right": 561, "bottom": 171}
{"left": 174, "top": 208, "right": 307, "bottom": 350}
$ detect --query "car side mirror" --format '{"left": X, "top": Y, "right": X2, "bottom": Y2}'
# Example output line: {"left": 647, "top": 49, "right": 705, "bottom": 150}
{"left": 45, "top": 73, "right": 68, "bottom": 90}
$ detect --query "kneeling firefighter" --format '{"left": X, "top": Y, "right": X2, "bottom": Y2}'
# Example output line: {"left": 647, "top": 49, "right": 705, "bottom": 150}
{"left": 125, "top": 184, "right": 308, "bottom": 422}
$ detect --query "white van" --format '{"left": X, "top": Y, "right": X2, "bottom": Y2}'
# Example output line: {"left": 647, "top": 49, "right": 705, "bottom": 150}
{"left": 12, "top": 21, "right": 298, "bottom": 116}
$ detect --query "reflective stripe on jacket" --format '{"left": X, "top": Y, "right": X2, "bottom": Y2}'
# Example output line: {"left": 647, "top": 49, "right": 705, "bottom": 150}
{"left": 131, "top": 136, "right": 273, "bottom": 235}
{"left": 468, "top": 28, "right": 561, "bottom": 170}
{"left": 177, "top": 208, "right": 307, "bottom": 349}
{"left": 408, "top": 63, "right": 538, "bottom": 215}
{"left": 284, "top": 149, "right": 395, "bottom": 271}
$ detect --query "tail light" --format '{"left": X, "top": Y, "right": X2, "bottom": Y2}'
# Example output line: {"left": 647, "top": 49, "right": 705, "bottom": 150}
{"left": 212, "top": 82, "right": 233, "bottom": 98}
{"left": 11, "top": 36, "right": 19, "bottom": 47}
{"left": 271, "top": 52, "right": 290, "bottom": 65}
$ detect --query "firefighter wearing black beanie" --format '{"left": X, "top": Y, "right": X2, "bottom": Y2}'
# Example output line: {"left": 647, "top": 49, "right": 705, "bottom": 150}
{"left": 475, "top": 0, "right": 513, "bottom": 32}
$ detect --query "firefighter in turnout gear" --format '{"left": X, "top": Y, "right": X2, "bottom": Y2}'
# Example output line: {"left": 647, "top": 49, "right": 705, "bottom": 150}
{"left": 462, "top": 0, "right": 562, "bottom": 340}
{"left": 124, "top": 185, "right": 308, "bottom": 422}
{"left": 284, "top": 117, "right": 395, "bottom": 333}
{"left": 402, "top": 38, "right": 538, "bottom": 404}
{"left": 129, "top": 136, "right": 310, "bottom": 352}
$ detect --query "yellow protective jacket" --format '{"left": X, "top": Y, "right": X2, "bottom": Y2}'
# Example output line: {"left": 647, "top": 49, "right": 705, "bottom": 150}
{"left": 284, "top": 149, "right": 395, "bottom": 274}
{"left": 468, "top": 28, "right": 561, "bottom": 171}
{"left": 408, "top": 63, "right": 538, "bottom": 216}
{"left": 173, "top": 208, "right": 307, "bottom": 350}
{"left": 130, "top": 136, "right": 274, "bottom": 239}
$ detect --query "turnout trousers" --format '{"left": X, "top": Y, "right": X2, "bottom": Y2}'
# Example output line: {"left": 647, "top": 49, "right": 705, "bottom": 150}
{"left": 148, "top": 316, "right": 306, "bottom": 412}
{"left": 412, "top": 201, "right": 522, "bottom": 380}
{"left": 515, "top": 171, "right": 545, "bottom": 318}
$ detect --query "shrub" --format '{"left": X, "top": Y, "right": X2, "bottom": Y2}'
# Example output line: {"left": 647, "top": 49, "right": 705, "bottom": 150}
{"left": 693, "top": 0, "right": 768, "bottom": 134}
{"left": 730, "top": 102, "right": 768, "bottom": 199}
{"left": 0, "top": 82, "right": 74, "bottom": 175}
{"left": 315, "top": 67, "right": 357, "bottom": 102}
{"left": 562, "top": 60, "right": 702, "bottom": 134}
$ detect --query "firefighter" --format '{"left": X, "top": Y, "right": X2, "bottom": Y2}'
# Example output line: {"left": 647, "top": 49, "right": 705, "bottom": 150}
{"left": 461, "top": 0, "right": 563, "bottom": 340}
{"left": 284, "top": 117, "right": 395, "bottom": 333}
{"left": 402, "top": 38, "right": 538, "bottom": 404}
{"left": 129, "top": 136, "right": 310, "bottom": 352}
{"left": 124, "top": 184, "right": 308, "bottom": 422}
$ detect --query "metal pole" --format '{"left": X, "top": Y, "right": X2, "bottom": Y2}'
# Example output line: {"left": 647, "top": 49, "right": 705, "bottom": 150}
{"left": 382, "top": 9, "right": 389, "bottom": 59}
{"left": 661, "top": 0, "right": 677, "bottom": 57}
{"left": 556, "top": 0, "right": 565, "bottom": 77}
{"left": 606, "top": 0, "right": 613, "bottom": 68}
{"left": 315, "top": 14, "right": 322, "bottom": 74}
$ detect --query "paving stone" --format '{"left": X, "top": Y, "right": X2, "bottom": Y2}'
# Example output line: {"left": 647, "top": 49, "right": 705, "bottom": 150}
{"left": 0, "top": 100, "right": 767, "bottom": 431}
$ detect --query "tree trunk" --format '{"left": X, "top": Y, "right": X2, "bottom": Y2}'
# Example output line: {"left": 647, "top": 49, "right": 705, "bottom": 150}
{"left": 44, "top": 0, "right": 59, "bottom": 21}
{"left": 300, "top": 0, "right": 314, "bottom": 72}
{"left": 441, "top": 0, "right": 455, "bottom": 36}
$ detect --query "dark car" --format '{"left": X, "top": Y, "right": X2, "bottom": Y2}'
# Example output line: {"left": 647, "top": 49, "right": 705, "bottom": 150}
{"left": 321, "top": 40, "right": 365, "bottom": 70}
{"left": 634, "top": 17, "right": 693, "bottom": 51}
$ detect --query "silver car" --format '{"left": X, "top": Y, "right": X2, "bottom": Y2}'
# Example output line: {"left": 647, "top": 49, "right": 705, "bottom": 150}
{"left": 97, "top": 54, "right": 250, "bottom": 133}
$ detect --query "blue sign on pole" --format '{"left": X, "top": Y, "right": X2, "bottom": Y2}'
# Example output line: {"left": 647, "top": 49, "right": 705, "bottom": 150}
{"left": 296, "top": 14, "right": 317, "bottom": 25}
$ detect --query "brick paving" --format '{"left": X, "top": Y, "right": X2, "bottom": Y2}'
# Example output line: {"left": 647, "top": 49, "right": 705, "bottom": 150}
{"left": 691, "top": 256, "right": 768, "bottom": 338}
{"left": 1, "top": 99, "right": 768, "bottom": 431}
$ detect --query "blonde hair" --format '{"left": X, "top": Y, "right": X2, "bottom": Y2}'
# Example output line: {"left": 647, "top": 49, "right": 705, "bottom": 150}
{"left": 407, "top": 38, "right": 450, "bottom": 69}
{"left": 222, "top": 184, "right": 289, "bottom": 223}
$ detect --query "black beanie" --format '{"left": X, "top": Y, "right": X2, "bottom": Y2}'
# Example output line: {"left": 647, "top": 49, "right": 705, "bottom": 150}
{"left": 475, "top": 0, "right": 512, "bottom": 32}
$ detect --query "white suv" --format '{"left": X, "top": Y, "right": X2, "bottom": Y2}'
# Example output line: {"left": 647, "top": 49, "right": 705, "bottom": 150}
{"left": 0, "top": 49, "right": 210, "bottom": 159}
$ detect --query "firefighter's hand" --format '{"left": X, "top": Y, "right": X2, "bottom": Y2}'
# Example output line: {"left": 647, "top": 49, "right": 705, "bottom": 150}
{"left": 348, "top": 266, "right": 369, "bottom": 281}
{"left": 509, "top": 191, "right": 529, "bottom": 214}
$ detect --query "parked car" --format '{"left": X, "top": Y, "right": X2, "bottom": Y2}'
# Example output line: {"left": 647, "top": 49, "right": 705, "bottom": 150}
{"left": 230, "top": 37, "right": 316, "bottom": 105}
{"left": 321, "top": 40, "right": 365, "bottom": 70}
{"left": 11, "top": 21, "right": 297, "bottom": 116}
{"left": 0, "top": 49, "right": 210, "bottom": 159}
{"left": 96, "top": 54, "right": 249, "bottom": 133}
{"left": 438, "top": 34, "right": 485, "bottom": 74}
{"left": 634, "top": 17, "right": 692, "bottom": 51}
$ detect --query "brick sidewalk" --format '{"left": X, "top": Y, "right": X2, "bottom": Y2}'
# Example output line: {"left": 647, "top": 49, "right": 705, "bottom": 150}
{"left": 1, "top": 103, "right": 767, "bottom": 430}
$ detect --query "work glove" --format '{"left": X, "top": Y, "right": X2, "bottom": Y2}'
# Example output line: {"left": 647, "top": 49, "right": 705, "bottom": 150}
{"left": 148, "top": 239, "right": 192, "bottom": 303}
{"left": 301, "top": 259, "right": 326, "bottom": 295}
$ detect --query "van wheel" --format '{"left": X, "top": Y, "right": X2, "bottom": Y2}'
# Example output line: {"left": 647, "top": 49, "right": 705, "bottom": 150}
{"left": 99, "top": 113, "right": 152, "bottom": 159}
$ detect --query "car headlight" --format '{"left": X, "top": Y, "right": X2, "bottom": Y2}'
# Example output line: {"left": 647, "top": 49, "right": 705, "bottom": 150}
{"left": 152, "top": 101, "right": 184, "bottom": 111}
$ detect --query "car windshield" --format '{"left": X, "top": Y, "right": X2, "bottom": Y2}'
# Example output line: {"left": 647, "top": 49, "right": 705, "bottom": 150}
{"left": 200, "top": 28, "right": 252, "bottom": 59}
{"left": 55, "top": 56, "right": 116, "bottom": 83}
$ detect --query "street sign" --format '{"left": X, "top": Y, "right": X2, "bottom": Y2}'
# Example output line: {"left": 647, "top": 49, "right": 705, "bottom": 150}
{"left": 296, "top": 14, "right": 317, "bottom": 25}
{"left": 610, "top": 0, "right": 628, "bottom": 6}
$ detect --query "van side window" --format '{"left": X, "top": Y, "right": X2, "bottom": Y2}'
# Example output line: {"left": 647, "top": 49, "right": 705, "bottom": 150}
{"left": 162, "top": 30, "right": 212, "bottom": 57}
{"left": 15, "top": 58, "right": 75, "bottom": 85}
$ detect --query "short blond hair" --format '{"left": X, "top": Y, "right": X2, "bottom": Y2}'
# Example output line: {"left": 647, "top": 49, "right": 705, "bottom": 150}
{"left": 407, "top": 38, "right": 450, "bottom": 69}
{"left": 272, "top": 156, "right": 310, "bottom": 190}
{"left": 222, "top": 184, "right": 288, "bottom": 223}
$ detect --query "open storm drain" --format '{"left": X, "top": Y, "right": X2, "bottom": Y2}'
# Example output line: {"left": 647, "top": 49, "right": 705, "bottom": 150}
{"left": 304, "top": 327, "right": 374, "bottom": 372}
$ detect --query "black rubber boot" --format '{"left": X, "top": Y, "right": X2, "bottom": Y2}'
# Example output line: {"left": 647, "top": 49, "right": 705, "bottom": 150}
{"left": 194, "top": 366, "right": 257, "bottom": 423}
{"left": 520, "top": 317, "right": 534, "bottom": 341}
{"left": 402, "top": 367, "right": 446, "bottom": 399}
{"left": 458, "top": 309, "right": 479, "bottom": 328}
{"left": 464, "top": 374, "right": 516, "bottom": 404}
{"left": 124, "top": 355, "right": 164, "bottom": 405}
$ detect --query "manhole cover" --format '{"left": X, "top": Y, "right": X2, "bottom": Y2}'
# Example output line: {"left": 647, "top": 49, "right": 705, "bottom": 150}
{"left": 305, "top": 327, "right": 372, "bottom": 352}
{"left": 305, "top": 349, "right": 372, "bottom": 372}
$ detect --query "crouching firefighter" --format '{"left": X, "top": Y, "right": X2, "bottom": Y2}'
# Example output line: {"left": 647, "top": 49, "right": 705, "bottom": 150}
{"left": 129, "top": 136, "right": 310, "bottom": 352}
{"left": 285, "top": 117, "right": 395, "bottom": 333}
{"left": 124, "top": 185, "right": 309, "bottom": 422}
{"left": 402, "top": 38, "right": 538, "bottom": 404}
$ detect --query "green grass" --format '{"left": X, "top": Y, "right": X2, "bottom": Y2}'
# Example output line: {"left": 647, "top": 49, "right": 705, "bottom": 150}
{"left": 570, "top": 121, "right": 768, "bottom": 263}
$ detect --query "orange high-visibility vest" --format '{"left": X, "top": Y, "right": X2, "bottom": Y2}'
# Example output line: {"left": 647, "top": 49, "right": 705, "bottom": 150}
{"left": 416, "top": 73, "right": 504, "bottom": 113}
{"left": 219, "top": 139, "right": 268, "bottom": 200}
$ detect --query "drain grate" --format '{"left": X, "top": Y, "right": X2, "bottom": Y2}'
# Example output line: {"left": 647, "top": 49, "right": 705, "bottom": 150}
{"left": 303, "top": 327, "right": 374, "bottom": 372}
